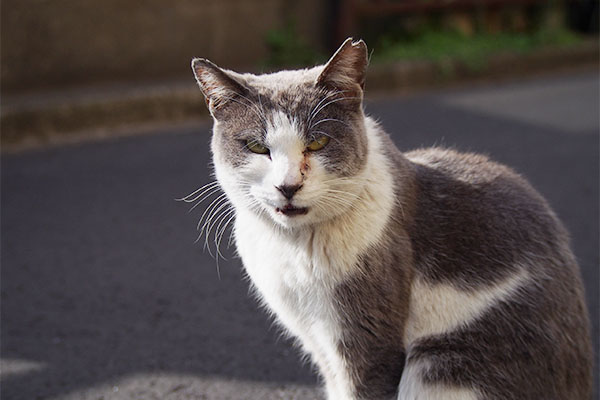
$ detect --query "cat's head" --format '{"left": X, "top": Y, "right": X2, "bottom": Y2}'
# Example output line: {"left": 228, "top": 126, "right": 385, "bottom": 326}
{"left": 192, "top": 38, "right": 370, "bottom": 229}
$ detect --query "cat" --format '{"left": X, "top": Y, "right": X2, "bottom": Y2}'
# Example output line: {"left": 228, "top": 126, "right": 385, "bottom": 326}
{"left": 189, "top": 38, "right": 593, "bottom": 399}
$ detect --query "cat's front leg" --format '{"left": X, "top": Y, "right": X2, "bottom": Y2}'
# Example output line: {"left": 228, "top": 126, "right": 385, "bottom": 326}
{"left": 304, "top": 344, "right": 356, "bottom": 400}
{"left": 322, "top": 370, "right": 357, "bottom": 400}
{"left": 318, "top": 358, "right": 389, "bottom": 400}
{"left": 322, "top": 370, "right": 347, "bottom": 400}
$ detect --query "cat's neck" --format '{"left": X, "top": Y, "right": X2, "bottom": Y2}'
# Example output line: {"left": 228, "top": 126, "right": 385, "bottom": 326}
{"left": 310, "top": 118, "right": 397, "bottom": 279}
{"left": 235, "top": 117, "right": 400, "bottom": 282}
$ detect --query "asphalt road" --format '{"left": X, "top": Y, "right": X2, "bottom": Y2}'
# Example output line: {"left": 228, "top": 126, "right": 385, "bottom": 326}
{"left": 2, "top": 71, "right": 598, "bottom": 400}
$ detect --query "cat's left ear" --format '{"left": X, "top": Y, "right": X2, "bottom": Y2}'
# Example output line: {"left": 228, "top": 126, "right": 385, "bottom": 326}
{"left": 317, "top": 38, "right": 368, "bottom": 98}
{"left": 191, "top": 58, "right": 248, "bottom": 119}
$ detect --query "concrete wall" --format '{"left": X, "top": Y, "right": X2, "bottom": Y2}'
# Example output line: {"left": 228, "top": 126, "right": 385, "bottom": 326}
{"left": 1, "top": 0, "right": 328, "bottom": 93}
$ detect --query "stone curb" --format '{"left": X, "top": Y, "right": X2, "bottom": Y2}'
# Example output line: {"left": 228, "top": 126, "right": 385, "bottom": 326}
{"left": 1, "top": 41, "right": 597, "bottom": 151}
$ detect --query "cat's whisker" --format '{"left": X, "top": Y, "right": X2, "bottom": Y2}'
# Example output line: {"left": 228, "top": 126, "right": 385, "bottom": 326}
{"left": 244, "top": 197, "right": 271, "bottom": 226}
{"left": 202, "top": 201, "right": 232, "bottom": 257}
{"left": 307, "top": 90, "right": 359, "bottom": 123}
{"left": 321, "top": 176, "right": 367, "bottom": 189}
{"left": 201, "top": 199, "right": 231, "bottom": 240}
{"left": 310, "top": 117, "right": 351, "bottom": 131}
{"left": 196, "top": 196, "right": 228, "bottom": 237}
{"left": 204, "top": 205, "right": 233, "bottom": 278}
{"left": 321, "top": 188, "right": 361, "bottom": 199}
{"left": 312, "top": 201, "right": 336, "bottom": 219}
{"left": 321, "top": 176, "right": 361, "bottom": 183}
{"left": 319, "top": 195, "right": 356, "bottom": 210}
{"left": 177, "top": 184, "right": 218, "bottom": 204}
{"left": 215, "top": 210, "right": 237, "bottom": 258}
{"left": 319, "top": 189, "right": 358, "bottom": 203}
{"left": 308, "top": 93, "right": 361, "bottom": 127}
{"left": 196, "top": 193, "right": 229, "bottom": 232}
{"left": 214, "top": 208, "right": 235, "bottom": 262}
{"left": 318, "top": 187, "right": 362, "bottom": 208}
{"left": 187, "top": 188, "right": 222, "bottom": 209}
{"left": 244, "top": 203, "right": 263, "bottom": 217}
{"left": 188, "top": 186, "right": 224, "bottom": 213}
{"left": 212, "top": 206, "right": 236, "bottom": 260}
{"left": 240, "top": 194, "right": 262, "bottom": 212}
{"left": 177, "top": 181, "right": 220, "bottom": 203}
{"left": 307, "top": 90, "right": 345, "bottom": 126}
{"left": 213, "top": 206, "right": 235, "bottom": 244}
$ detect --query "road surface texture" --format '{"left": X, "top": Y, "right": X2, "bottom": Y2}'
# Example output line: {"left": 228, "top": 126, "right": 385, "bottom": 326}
{"left": 2, "top": 71, "right": 598, "bottom": 400}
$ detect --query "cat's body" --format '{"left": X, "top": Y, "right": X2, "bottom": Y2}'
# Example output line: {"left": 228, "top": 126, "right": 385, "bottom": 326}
{"left": 191, "top": 39, "right": 592, "bottom": 399}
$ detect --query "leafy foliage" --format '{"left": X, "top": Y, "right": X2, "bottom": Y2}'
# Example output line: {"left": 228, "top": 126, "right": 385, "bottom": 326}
{"left": 372, "top": 28, "right": 581, "bottom": 71}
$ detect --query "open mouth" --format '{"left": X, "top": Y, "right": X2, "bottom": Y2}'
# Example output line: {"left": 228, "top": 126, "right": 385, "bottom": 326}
{"left": 275, "top": 204, "right": 309, "bottom": 217}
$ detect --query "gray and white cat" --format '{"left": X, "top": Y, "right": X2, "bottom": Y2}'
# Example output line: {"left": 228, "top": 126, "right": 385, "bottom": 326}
{"left": 189, "top": 39, "right": 592, "bottom": 399}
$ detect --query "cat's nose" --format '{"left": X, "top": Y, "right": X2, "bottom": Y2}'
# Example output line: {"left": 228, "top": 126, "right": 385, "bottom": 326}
{"left": 276, "top": 184, "right": 303, "bottom": 200}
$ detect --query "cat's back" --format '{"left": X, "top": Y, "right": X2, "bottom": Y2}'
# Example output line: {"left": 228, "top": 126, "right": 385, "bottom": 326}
{"left": 397, "top": 147, "right": 592, "bottom": 399}
{"left": 403, "top": 147, "right": 569, "bottom": 284}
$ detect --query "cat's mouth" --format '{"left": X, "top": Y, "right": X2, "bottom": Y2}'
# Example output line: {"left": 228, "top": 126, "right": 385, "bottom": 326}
{"left": 275, "top": 204, "right": 309, "bottom": 217}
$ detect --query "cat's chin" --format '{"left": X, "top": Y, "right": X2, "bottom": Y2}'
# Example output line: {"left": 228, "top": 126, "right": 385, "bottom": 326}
{"left": 263, "top": 204, "right": 314, "bottom": 229}
{"left": 258, "top": 198, "right": 355, "bottom": 229}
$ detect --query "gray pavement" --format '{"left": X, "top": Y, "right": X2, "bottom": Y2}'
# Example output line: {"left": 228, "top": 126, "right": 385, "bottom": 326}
{"left": 2, "top": 71, "right": 598, "bottom": 399}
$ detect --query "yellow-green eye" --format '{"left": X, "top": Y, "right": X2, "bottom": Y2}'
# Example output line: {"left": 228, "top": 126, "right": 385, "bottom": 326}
{"left": 246, "top": 139, "right": 269, "bottom": 154}
{"left": 307, "top": 135, "right": 330, "bottom": 151}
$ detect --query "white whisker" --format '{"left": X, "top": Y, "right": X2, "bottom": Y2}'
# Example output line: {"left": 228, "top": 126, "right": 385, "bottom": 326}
{"left": 310, "top": 117, "right": 351, "bottom": 131}
{"left": 215, "top": 210, "right": 237, "bottom": 258}
{"left": 197, "top": 193, "right": 228, "bottom": 232}
{"left": 188, "top": 186, "right": 224, "bottom": 213}
{"left": 201, "top": 200, "right": 232, "bottom": 243}
{"left": 200, "top": 201, "right": 232, "bottom": 257}
{"left": 308, "top": 94, "right": 359, "bottom": 127}
{"left": 322, "top": 188, "right": 361, "bottom": 199}
{"left": 177, "top": 181, "right": 220, "bottom": 202}
{"left": 307, "top": 90, "right": 351, "bottom": 127}
{"left": 320, "top": 195, "right": 355, "bottom": 209}
{"left": 211, "top": 206, "right": 236, "bottom": 260}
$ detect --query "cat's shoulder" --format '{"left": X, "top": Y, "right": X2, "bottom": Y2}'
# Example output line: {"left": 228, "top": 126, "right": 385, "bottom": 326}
{"left": 402, "top": 146, "right": 561, "bottom": 233}
{"left": 404, "top": 147, "right": 516, "bottom": 185}
{"left": 402, "top": 146, "right": 549, "bottom": 202}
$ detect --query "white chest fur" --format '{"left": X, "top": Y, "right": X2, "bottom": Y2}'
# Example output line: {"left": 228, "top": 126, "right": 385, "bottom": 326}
{"left": 234, "top": 209, "right": 355, "bottom": 398}
{"left": 234, "top": 209, "right": 342, "bottom": 342}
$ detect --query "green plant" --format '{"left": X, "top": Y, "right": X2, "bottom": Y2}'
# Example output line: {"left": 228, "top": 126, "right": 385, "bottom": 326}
{"left": 372, "top": 27, "right": 582, "bottom": 72}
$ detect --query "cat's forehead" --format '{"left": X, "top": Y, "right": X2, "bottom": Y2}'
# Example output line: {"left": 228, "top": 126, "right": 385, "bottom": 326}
{"left": 239, "top": 66, "right": 324, "bottom": 93}
{"left": 215, "top": 67, "right": 330, "bottom": 125}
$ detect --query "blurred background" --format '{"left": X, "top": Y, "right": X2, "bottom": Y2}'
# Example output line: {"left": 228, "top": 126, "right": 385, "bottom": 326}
{"left": 1, "top": 0, "right": 598, "bottom": 145}
{"left": 1, "top": 1, "right": 599, "bottom": 399}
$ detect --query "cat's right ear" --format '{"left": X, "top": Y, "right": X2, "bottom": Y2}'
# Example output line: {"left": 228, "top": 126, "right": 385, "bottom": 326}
{"left": 191, "top": 58, "right": 247, "bottom": 119}
{"left": 317, "top": 38, "right": 369, "bottom": 98}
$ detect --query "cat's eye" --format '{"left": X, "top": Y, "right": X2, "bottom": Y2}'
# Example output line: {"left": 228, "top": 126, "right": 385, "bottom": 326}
{"left": 307, "top": 136, "right": 330, "bottom": 152}
{"left": 246, "top": 139, "right": 269, "bottom": 155}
